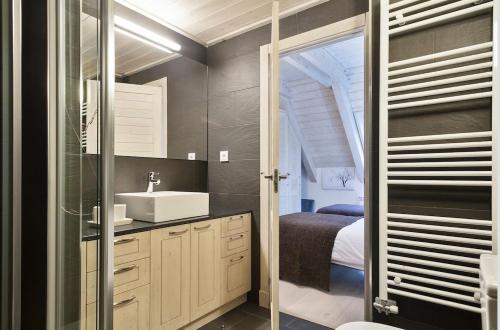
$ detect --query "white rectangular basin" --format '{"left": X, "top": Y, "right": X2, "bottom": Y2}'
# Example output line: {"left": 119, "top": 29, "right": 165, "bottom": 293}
{"left": 115, "top": 191, "right": 209, "bottom": 222}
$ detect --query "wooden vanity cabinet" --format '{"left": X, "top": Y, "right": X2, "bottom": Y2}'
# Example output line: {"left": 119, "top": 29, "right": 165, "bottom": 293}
{"left": 81, "top": 213, "right": 252, "bottom": 330}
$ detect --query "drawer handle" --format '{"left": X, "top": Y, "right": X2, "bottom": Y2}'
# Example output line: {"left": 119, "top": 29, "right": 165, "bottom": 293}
{"left": 114, "top": 265, "right": 137, "bottom": 275}
{"left": 169, "top": 229, "right": 188, "bottom": 235}
{"left": 230, "top": 215, "right": 244, "bottom": 220}
{"left": 113, "top": 296, "right": 136, "bottom": 308}
{"left": 114, "top": 237, "right": 136, "bottom": 245}
{"left": 194, "top": 224, "right": 211, "bottom": 230}
{"left": 230, "top": 256, "right": 244, "bottom": 263}
{"left": 229, "top": 234, "right": 244, "bottom": 241}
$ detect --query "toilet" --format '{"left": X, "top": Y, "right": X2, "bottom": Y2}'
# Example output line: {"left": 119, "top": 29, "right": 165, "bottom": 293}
{"left": 337, "top": 321, "right": 402, "bottom": 330}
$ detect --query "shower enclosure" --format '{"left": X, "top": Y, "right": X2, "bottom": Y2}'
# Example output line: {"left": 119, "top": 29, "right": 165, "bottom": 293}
{"left": 47, "top": 0, "right": 115, "bottom": 328}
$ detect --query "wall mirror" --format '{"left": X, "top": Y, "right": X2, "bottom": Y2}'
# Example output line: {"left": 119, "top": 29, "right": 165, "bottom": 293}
{"left": 81, "top": 11, "right": 208, "bottom": 161}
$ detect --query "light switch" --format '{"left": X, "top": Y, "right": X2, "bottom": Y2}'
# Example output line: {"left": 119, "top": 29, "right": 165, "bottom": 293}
{"left": 220, "top": 150, "right": 229, "bottom": 162}
{"left": 188, "top": 153, "right": 196, "bottom": 160}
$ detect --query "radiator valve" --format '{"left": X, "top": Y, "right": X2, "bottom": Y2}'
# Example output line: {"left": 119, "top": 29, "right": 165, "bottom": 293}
{"left": 374, "top": 297, "right": 399, "bottom": 315}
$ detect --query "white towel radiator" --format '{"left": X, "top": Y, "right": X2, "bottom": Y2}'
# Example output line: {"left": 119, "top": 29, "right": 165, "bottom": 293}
{"left": 379, "top": 0, "right": 498, "bottom": 315}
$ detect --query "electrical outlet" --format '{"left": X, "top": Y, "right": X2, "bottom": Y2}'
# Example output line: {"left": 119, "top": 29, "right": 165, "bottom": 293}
{"left": 220, "top": 150, "right": 229, "bottom": 162}
{"left": 188, "top": 153, "right": 196, "bottom": 160}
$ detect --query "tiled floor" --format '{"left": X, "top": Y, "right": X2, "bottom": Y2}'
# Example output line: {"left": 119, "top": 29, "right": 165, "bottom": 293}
{"left": 200, "top": 301, "right": 332, "bottom": 330}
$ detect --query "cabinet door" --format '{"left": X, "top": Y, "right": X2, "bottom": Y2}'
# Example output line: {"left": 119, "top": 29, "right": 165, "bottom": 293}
{"left": 221, "top": 250, "right": 251, "bottom": 305}
{"left": 150, "top": 225, "right": 190, "bottom": 330}
{"left": 190, "top": 220, "right": 221, "bottom": 320}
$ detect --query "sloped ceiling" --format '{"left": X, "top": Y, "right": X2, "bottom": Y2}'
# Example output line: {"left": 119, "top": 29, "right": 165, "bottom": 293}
{"left": 281, "top": 72, "right": 354, "bottom": 168}
{"left": 281, "top": 34, "right": 365, "bottom": 177}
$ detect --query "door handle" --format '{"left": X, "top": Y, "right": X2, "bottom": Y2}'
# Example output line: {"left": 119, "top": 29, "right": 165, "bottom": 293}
{"left": 262, "top": 169, "right": 289, "bottom": 192}
{"left": 279, "top": 173, "right": 290, "bottom": 180}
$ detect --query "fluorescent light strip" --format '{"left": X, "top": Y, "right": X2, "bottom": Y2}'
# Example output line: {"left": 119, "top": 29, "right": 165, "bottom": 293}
{"left": 115, "top": 27, "right": 173, "bottom": 53}
{"left": 114, "top": 16, "right": 181, "bottom": 52}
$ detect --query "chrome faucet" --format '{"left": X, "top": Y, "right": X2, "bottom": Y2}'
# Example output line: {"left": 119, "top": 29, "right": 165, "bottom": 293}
{"left": 147, "top": 171, "right": 161, "bottom": 193}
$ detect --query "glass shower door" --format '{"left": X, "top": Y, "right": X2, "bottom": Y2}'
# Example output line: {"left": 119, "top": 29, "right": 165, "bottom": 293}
{"left": 48, "top": 0, "right": 114, "bottom": 329}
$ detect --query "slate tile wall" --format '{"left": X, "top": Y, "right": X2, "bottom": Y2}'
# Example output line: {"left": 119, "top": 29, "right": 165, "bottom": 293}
{"left": 207, "top": 0, "right": 368, "bottom": 302}
{"left": 81, "top": 155, "right": 207, "bottom": 222}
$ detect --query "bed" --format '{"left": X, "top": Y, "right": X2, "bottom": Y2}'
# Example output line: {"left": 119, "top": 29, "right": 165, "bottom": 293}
{"left": 317, "top": 204, "right": 365, "bottom": 270}
{"left": 279, "top": 212, "right": 364, "bottom": 291}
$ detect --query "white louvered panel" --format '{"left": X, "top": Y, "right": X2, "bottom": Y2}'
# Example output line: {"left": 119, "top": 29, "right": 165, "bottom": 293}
{"left": 81, "top": 102, "right": 88, "bottom": 150}
{"left": 379, "top": 0, "right": 498, "bottom": 315}
{"left": 85, "top": 80, "right": 166, "bottom": 158}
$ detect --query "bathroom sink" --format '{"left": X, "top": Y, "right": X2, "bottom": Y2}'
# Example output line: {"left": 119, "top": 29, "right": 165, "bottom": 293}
{"left": 115, "top": 191, "right": 209, "bottom": 222}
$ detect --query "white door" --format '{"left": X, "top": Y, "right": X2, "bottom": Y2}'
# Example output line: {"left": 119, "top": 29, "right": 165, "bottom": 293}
{"left": 269, "top": 2, "right": 281, "bottom": 329}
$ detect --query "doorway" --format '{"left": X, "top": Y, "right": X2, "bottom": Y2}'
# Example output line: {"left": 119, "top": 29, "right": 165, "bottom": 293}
{"left": 259, "top": 13, "right": 371, "bottom": 329}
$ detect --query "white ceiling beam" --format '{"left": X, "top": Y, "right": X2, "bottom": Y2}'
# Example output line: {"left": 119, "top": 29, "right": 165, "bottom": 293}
{"left": 280, "top": 94, "right": 318, "bottom": 183}
{"left": 301, "top": 48, "right": 350, "bottom": 85}
{"left": 282, "top": 55, "right": 331, "bottom": 87}
{"left": 330, "top": 82, "right": 364, "bottom": 180}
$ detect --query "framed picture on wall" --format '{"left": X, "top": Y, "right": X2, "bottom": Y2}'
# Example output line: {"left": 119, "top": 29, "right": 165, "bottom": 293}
{"left": 322, "top": 167, "right": 355, "bottom": 190}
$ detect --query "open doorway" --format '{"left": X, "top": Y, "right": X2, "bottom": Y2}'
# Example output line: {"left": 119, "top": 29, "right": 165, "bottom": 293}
{"left": 259, "top": 14, "right": 369, "bottom": 330}
{"left": 278, "top": 33, "right": 365, "bottom": 328}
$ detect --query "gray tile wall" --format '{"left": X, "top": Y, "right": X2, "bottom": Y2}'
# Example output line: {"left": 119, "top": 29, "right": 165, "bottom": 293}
{"left": 82, "top": 155, "right": 207, "bottom": 222}
{"left": 207, "top": 0, "right": 368, "bottom": 302}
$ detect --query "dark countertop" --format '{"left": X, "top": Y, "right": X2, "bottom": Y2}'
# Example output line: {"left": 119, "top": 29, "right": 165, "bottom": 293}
{"left": 82, "top": 208, "right": 251, "bottom": 241}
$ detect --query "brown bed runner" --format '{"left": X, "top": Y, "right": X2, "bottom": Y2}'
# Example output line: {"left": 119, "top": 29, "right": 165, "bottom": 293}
{"left": 279, "top": 212, "right": 360, "bottom": 291}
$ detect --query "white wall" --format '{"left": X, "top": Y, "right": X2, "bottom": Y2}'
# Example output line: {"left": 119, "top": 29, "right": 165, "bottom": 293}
{"left": 301, "top": 167, "right": 364, "bottom": 211}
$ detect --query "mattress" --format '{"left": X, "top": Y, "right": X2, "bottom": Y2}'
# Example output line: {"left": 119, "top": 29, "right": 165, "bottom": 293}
{"left": 331, "top": 218, "right": 364, "bottom": 270}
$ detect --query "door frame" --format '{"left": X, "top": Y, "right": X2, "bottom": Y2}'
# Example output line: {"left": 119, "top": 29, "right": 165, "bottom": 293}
{"left": 259, "top": 12, "right": 373, "bottom": 322}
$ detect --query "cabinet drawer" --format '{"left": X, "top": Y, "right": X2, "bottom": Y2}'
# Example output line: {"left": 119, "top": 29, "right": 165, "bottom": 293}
{"left": 86, "top": 258, "right": 150, "bottom": 304}
{"left": 220, "top": 250, "right": 251, "bottom": 305}
{"left": 221, "top": 231, "right": 250, "bottom": 258}
{"left": 86, "top": 231, "right": 151, "bottom": 272}
{"left": 86, "top": 284, "right": 150, "bottom": 330}
{"left": 220, "top": 213, "right": 250, "bottom": 237}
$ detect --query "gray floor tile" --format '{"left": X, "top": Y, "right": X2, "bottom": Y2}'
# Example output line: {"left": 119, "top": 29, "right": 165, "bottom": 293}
{"left": 239, "top": 302, "right": 271, "bottom": 319}
{"left": 201, "top": 308, "right": 249, "bottom": 329}
{"left": 280, "top": 313, "right": 297, "bottom": 327}
{"left": 231, "top": 314, "right": 271, "bottom": 330}
{"left": 287, "top": 318, "right": 333, "bottom": 330}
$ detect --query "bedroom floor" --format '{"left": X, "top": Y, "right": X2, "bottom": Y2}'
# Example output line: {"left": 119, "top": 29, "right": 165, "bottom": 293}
{"left": 279, "top": 264, "right": 365, "bottom": 329}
